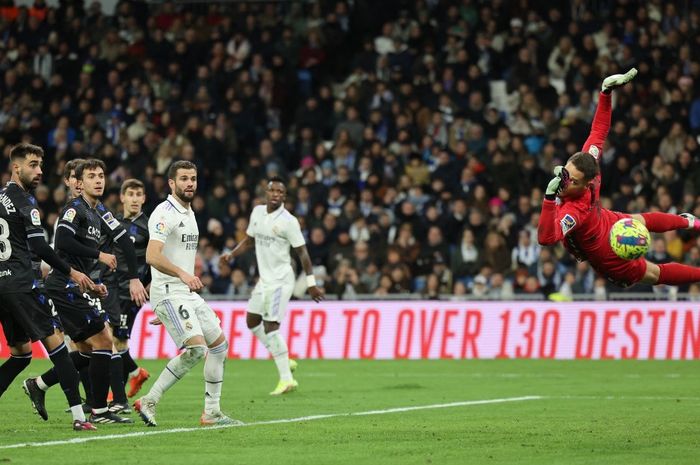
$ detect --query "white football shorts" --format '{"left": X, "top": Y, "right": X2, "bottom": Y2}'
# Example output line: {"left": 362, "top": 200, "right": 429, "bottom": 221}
{"left": 247, "top": 281, "right": 295, "bottom": 323}
{"left": 153, "top": 293, "right": 222, "bottom": 348}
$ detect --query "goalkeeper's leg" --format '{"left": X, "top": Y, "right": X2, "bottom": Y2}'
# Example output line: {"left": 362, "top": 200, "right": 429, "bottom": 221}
{"left": 632, "top": 212, "right": 695, "bottom": 232}
{"left": 642, "top": 261, "right": 700, "bottom": 285}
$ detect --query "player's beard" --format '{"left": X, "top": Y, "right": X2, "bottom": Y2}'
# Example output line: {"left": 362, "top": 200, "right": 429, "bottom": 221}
{"left": 175, "top": 186, "right": 195, "bottom": 203}
{"left": 20, "top": 170, "right": 40, "bottom": 189}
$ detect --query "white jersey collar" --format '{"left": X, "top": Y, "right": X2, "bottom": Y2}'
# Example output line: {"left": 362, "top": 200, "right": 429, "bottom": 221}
{"left": 166, "top": 194, "right": 189, "bottom": 213}
{"left": 264, "top": 204, "right": 284, "bottom": 217}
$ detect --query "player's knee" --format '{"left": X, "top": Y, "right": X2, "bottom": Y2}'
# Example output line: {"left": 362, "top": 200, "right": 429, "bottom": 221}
{"left": 10, "top": 344, "right": 32, "bottom": 368}
{"left": 263, "top": 320, "right": 280, "bottom": 334}
{"left": 74, "top": 341, "right": 91, "bottom": 353}
{"left": 641, "top": 261, "right": 661, "bottom": 284}
{"left": 631, "top": 213, "right": 646, "bottom": 226}
{"left": 209, "top": 339, "right": 228, "bottom": 354}
{"left": 113, "top": 338, "right": 128, "bottom": 352}
{"left": 246, "top": 312, "right": 262, "bottom": 329}
{"left": 90, "top": 328, "right": 113, "bottom": 350}
{"left": 182, "top": 345, "right": 207, "bottom": 367}
{"left": 10, "top": 342, "right": 32, "bottom": 356}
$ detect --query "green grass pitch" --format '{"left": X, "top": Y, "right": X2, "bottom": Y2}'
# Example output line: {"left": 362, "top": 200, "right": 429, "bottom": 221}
{"left": 0, "top": 359, "right": 697, "bottom": 464}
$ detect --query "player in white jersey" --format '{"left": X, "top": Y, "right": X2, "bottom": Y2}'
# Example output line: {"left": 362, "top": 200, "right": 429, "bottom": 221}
{"left": 220, "top": 176, "right": 323, "bottom": 395}
{"left": 134, "top": 161, "right": 239, "bottom": 427}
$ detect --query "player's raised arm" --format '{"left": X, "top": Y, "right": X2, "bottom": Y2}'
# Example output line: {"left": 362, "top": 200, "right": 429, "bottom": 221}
{"left": 582, "top": 68, "right": 637, "bottom": 159}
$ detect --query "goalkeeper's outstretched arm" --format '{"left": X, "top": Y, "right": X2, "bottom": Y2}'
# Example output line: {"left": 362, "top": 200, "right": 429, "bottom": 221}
{"left": 581, "top": 68, "right": 637, "bottom": 161}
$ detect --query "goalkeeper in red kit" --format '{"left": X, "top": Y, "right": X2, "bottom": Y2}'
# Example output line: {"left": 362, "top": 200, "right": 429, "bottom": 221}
{"left": 538, "top": 68, "right": 700, "bottom": 288}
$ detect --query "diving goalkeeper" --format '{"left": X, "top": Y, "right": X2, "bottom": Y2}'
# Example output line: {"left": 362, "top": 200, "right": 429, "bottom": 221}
{"left": 538, "top": 68, "right": 700, "bottom": 288}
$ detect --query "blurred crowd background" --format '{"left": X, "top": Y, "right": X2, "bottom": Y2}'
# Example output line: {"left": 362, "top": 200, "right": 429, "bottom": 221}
{"left": 2, "top": 0, "right": 700, "bottom": 299}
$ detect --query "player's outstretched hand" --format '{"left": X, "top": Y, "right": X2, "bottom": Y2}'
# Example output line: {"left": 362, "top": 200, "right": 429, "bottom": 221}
{"left": 180, "top": 272, "right": 204, "bottom": 292}
{"left": 69, "top": 269, "right": 94, "bottom": 293}
{"left": 602, "top": 68, "right": 637, "bottom": 93}
{"left": 308, "top": 285, "right": 324, "bottom": 303}
{"left": 98, "top": 252, "right": 117, "bottom": 272}
{"left": 129, "top": 278, "right": 149, "bottom": 307}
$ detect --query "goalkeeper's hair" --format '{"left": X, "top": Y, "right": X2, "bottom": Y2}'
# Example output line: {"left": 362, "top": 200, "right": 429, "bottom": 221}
{"left": 569, "top": 151, "right": 599, "bottom": 181}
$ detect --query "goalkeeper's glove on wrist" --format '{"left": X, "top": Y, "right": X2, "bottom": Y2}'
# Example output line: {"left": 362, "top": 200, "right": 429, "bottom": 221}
{"left": 545, "top": 166, "right": 567, "bottom": 200}
{"left": 602, "top": 67, "right": 637, "bottom": 93}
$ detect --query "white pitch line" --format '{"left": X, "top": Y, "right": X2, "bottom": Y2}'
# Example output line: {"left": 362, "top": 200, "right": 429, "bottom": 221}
{"left": 550, "top": 395, "right": 700, "bottom": 401}
{"left": 0, "top": 396, "right": 542, "bottom": 450}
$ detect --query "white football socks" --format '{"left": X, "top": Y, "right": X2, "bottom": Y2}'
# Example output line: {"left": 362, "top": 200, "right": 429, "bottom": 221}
{"left": 204, "top": 340, "right": 228, "bottom": 415}
{"left": 250, "top": 323, "right": 270, "bottom": 349}
{"left": 147, "top": 345, "right": 206, "bottom": 403}
{"left": 266, "top": 330, "right": 292, "bottom": 382}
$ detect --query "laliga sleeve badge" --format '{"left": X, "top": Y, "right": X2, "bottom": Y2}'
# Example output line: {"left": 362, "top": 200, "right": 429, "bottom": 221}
{"left": 588, "top": 145, "right": 600, "bottom": 159}
{"left": 560, "top": 214, "right": 576, "bottom": 236}
{"left": 102, "top": 211, "right": 120, "bottom": 230}
{"left": 63, "top": 208, "right": 77, "bottom": 222}
{"left": 30, "top": 208, "right": 41, "bottom": 226}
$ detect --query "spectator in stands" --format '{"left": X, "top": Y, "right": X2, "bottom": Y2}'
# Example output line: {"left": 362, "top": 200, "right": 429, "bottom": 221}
{"left": 1, "top": 0, "right": 698, "bottom": 300}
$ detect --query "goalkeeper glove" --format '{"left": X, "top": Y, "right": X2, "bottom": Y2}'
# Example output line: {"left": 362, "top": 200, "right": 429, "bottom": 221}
{"left": 545, "top": 166, "right": 568, "bottom": 200}
{"left": 601, "top": 68, "right": 637, "bottom": 93}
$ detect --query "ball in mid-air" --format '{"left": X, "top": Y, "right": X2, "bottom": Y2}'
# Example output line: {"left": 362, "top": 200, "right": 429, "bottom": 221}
{"left": 609, "top": 218, "right": 650, "bottom": 260}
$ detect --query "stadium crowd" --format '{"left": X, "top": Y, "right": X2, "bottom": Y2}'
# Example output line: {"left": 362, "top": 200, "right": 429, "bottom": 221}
{"left": 0, "top": 0, "right": 699, "bottom": 299}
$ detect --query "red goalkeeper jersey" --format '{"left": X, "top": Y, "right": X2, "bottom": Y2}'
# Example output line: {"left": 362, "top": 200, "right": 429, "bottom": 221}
{"left": 537, "top": 92, "right": 646, "bottom": 286}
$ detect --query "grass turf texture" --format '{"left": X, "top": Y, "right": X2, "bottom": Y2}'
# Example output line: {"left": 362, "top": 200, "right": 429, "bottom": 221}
{"left": 0, "top": 359, "right": 697, "bottom": 464}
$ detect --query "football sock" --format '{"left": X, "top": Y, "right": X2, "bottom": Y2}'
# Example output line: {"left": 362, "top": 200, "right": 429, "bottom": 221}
{"left": 79, "top": 365, "right": 93, "bottom": 406}
{"left": 37, "top": 350, "right": 90, "bottom": 390}
{"left": 0, "top": 351, "right": 31, "bottom": 397}
{"left": 89, "top": 350, "right": 112, "bottom": 410}
{"left": 267, "top": 330, "right": 292, "bottom": 382}
{"left": 204, "top": 340, "right": 228, "bottom": 415}
{"left": 641, "top": 212, "right": 688, "bottom": 232}
{"left": 250, "top": 323, "right": 271, "bottom": 349}
{"left": 47, "top": 343, "right": 83, "bottom": 414}
{"left": 110, "top": 353, "right": 128, "bottom": 404}
{"left": 147, "top": 345, "right": 206, "bottom": 403}
{"left": 121, "top": 350, "right": 138, "bottom": 384}
{"left": 70, "top": 404, "right": 87, "bottom": 422}
{"left": 657, "top": 262, "right": 700, "bottom": 285}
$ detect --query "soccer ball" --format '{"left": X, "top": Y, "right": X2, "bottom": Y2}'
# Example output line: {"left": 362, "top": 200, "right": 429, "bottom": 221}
{"left": 609, "top": 218, "right": 650, "bottom": 260}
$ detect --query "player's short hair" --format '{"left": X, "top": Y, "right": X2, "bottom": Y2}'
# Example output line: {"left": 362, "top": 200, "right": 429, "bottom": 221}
{"left": 569, "top": 151, "right": 600, "bottom": 181}
{"left": 76, "top": 158, "right": 107, "bottom": 180}
{"left": 267, "top": 176, "right": 287, "bottom": 189}
{"left": 167, "top": 160, "right": 197, "bottom": 180}
{"left": 63, "top": 158, "right": 86, "bottom": 180}
{"left": 10, "top": 143, "right": 44, "bottom": 161}
{"left": 121, "top": 178, "right": 145, "bottom": 195}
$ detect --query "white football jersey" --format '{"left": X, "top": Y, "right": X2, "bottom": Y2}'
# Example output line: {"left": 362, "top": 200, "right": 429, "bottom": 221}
{"left": 148, "top": 194, "right": 199, "bottom": 305}
{"left": 247, "top": 204, "right": 305, "bottom": 286}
